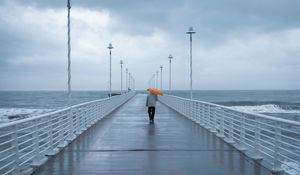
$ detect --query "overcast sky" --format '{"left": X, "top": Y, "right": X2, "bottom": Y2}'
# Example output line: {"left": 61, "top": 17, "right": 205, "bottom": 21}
{"left": 0, "top": 0, "right": 299, "bottom": 90}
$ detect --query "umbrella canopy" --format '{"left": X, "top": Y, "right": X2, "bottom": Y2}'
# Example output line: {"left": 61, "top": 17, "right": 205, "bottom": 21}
{"left": 148, "top": 88, "right": 163, "bottom": 96}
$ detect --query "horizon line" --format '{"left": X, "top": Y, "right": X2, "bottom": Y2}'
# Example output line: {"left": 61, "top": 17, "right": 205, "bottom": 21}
{"left": 0, "top": 89, "right": 299, "bottom": 91}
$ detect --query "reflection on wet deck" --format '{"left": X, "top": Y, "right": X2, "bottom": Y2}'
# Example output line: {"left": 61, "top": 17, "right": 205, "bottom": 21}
{"left": 34, "top": 94, "right": 274, "bottom": 175}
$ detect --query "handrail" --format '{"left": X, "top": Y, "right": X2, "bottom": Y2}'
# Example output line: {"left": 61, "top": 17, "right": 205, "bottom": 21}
{"left": 0, "top": 94, "right": 124, "bottom": 128}
{"left": 0, "top": 92, "right": 136, "bottom": 175}
{"left": 159, "top": 95, "right": 300, "bottom": 175}
{"left": 166, "top": 95, "right": 300, "bottom": 125}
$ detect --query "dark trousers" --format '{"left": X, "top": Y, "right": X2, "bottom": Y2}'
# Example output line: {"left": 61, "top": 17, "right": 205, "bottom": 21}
{"left": 148, "top": 107, "right": 156, "bottom": 120}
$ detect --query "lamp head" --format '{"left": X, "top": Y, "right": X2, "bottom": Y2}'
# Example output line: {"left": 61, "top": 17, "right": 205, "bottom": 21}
{"left": 107, "top": 43, "right": 114, "bottom": 49}
{"left": 186, "top": 27, "right": 196, "bottom": 34}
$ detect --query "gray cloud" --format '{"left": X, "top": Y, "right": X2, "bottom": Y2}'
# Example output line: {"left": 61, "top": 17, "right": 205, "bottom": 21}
{"left": 0, "top": 0, "right": 299, "bottom": 90}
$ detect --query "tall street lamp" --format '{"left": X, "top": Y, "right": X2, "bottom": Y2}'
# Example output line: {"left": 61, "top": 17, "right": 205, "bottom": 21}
{"left": 133, "top": 78, "right": 135, "bottom": 90}
{"left": 120, "top": 60, "right": 124, "bottom": 94}
{"left": 186, "top": 27, "right": 196, "bottom": 99}
{"left": 67, "top": 0, "right": 71, "bottom": 100}
{"left": 107, "top": 43, "right": 114, "bottom": 97}
{"left": 126, "top": 68, "right": 128, "bottom": 92}
{"left": 129, "top": 72, "right": 131, "bottom": 91}
{"left": 66, "top": 0, "right": 76, "bottom": 141}
{"left": 168, "top": 54, "right": 173, "bottom": 95}
{"left": 160, "top": 65, "right": 163, "bottom": 90}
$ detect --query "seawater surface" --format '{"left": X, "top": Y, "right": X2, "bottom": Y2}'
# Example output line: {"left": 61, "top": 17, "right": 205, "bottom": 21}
{"left": 0, "top": 90, "right": 300, "bottom": 123}
{"left": 0, "top": 91, "right": 108, "bottom": 123}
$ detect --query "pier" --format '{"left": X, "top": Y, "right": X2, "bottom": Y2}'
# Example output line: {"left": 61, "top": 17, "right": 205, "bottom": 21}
{"left": 0, "top": 93, "right": 299, "bottom": 175}
{"left": 33, "top": 94, "right": 272, "bottom": 175}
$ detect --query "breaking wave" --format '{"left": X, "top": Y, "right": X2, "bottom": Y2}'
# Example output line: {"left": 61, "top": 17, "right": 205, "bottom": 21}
{"left": 229, "top": 104, "right": 300, "bottom": 114}
{"left": 0, "top": 108, "right": 54, "bottom": 123}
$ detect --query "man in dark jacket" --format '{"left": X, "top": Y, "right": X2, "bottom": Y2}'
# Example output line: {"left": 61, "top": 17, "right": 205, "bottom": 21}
{"left": 146, "top": 90, "right": 158, "bottom": 123}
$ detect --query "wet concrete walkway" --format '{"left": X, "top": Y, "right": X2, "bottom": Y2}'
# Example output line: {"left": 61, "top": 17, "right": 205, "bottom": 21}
{"left": 34, "top": 94, "right": 273, "bottom": 175}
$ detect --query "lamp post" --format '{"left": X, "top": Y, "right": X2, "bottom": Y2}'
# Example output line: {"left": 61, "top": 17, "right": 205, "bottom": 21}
{"left": 107, "top": 43, "right": 114, "bottom": 97}
{"left": 66, "top": 0, "right": 76, "bottom": 141}
{"left": 129, "top": 72, "right": 131, "bottom": 91}
{"left": 160, "top": 65, "right": 163, "bottom": 90}
{"left": 168, "top": 54, "right": 173, "bottom": 95}
{"left": 120, "top": 60, "right": 124, "bottom": 94}
{"left": 67, "top": 0, "right": 71, "bottom": 100}
{"left": 186, "top": 27, "right": 196, "bottom": 99}
{"left": 126, "top": 68, "right": 128, "bottom": 92}
{"left": 133, "top": 76, "right": 135, "bottom": 91}
{"left": 131, "top": 76, "right": 135, "bottom": 91}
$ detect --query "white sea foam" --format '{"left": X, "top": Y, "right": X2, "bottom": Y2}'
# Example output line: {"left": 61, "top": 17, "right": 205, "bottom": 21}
{"left": 0, "top": 108, "right": 53, "bottom": 123}
{"left": 230, "top": 104, "right": 300, "bottom": 114}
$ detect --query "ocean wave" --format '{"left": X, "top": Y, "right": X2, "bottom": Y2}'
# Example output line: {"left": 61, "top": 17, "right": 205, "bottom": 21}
{"left": 0, "top": 108, "right": 54, "bottom": 123}
{"left": 229, "top": 104, "right": 300, "bottom": 114}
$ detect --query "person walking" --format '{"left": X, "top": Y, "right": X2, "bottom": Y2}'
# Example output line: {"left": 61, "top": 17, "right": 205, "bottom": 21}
{"left": 146, "top": 89, "right": 158, "bottom": 123}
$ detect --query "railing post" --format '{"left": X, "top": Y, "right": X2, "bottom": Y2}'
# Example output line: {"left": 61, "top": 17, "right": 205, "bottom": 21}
{"left": 46, "top": 116, "right": 57, "bottom": 156}
{"left": 210, "top": 106, "right": 217, "bottom": 133}
{"left": 31, "top": 120, "right": 47, "bottom": 167}
{"left": 84, "top": 105, "right": 89, "bottom": 129}
{"left": 88, "top": 104, "right": 94, "bottom": 127}
{"left": 183, "top": 101, "right": 189, "bottom": 118}
{"left": 196, "top": 102, "right": 201, "bottom": 124}
{"left": 185, "top": 100, "right": 187, "bottom": 117}
{"left": 199, "top": 104, "right": 204, "bottom": 126}
{"left": 67, "top": 107, "right": 76, "bottom": 142}
{"left": 192, "top": 101, "right": 196, "bottom": 121}
{"left": 191, "top": 101, "right": 194, "bottom": 121}
{"left": 236, "top": 114, "right": 247, "bottom": 151}
{"left": 80, "top": 106, "right": 86, "bottom": 133}
{"left": 252, "top": 116, "right": 263, "bottom": 160}
{"left": 224, "top": 110, "right": 235, "bottom": 144}
{"left": 203, "top": 104, "right": 207, "bottom": 127}
{"left": 179, "top": 99, "right": 183, "bottom": 115}
{"left": 86, "top": 105, "right": 91, "bottom": 127}
{"left": 95, "top": 103, "right": 99, "bottom": 122}
{"left": 206, "top": 104, "right": 212, "bottom": 129}
{"left": 100, "top": 103, "right": 104, "bottom": 120}
{"left": 75, "top": 107, "right": 83, "bottom": 135}
{"left": 12, "top": 125, "right": 20, "bottom": 175}
{"left": 217, "top": 108, "right": 225, "bottom": 138}
{"left": 194, "top": 102, "right": 197, "bottom": 122}
{"left": 58, "top": 113, "right": 67, "bottom": 148}
{"left": 204, "top": 104, "right": 211, "bottom": 129}
{"left": 272, "top": 121, "right": 283, "bottom": 173}
{"left": 93, "top": 103, "right": 98, "bottom": 123}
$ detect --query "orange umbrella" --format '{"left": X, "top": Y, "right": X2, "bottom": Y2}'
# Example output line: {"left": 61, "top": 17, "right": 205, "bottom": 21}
{"left": 148, "top": 88, "right": 163, "bottom": 96}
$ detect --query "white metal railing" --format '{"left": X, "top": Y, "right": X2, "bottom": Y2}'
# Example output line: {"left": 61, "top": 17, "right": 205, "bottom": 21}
{"left": 159, "top": 95, "right": 300, "bottom": 175}
{"left": 0, "top": 92, "right": 136, "bottom": 175}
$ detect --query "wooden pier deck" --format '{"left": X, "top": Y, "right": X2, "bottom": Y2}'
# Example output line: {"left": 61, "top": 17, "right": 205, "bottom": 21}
{"left": 34, "top": 94, "right": 274, "bottom": 175}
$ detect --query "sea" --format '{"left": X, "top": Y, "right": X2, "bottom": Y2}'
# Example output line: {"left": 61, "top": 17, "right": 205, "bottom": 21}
{"left": 0, "top": 90, "right": 300, "bottom": 123}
